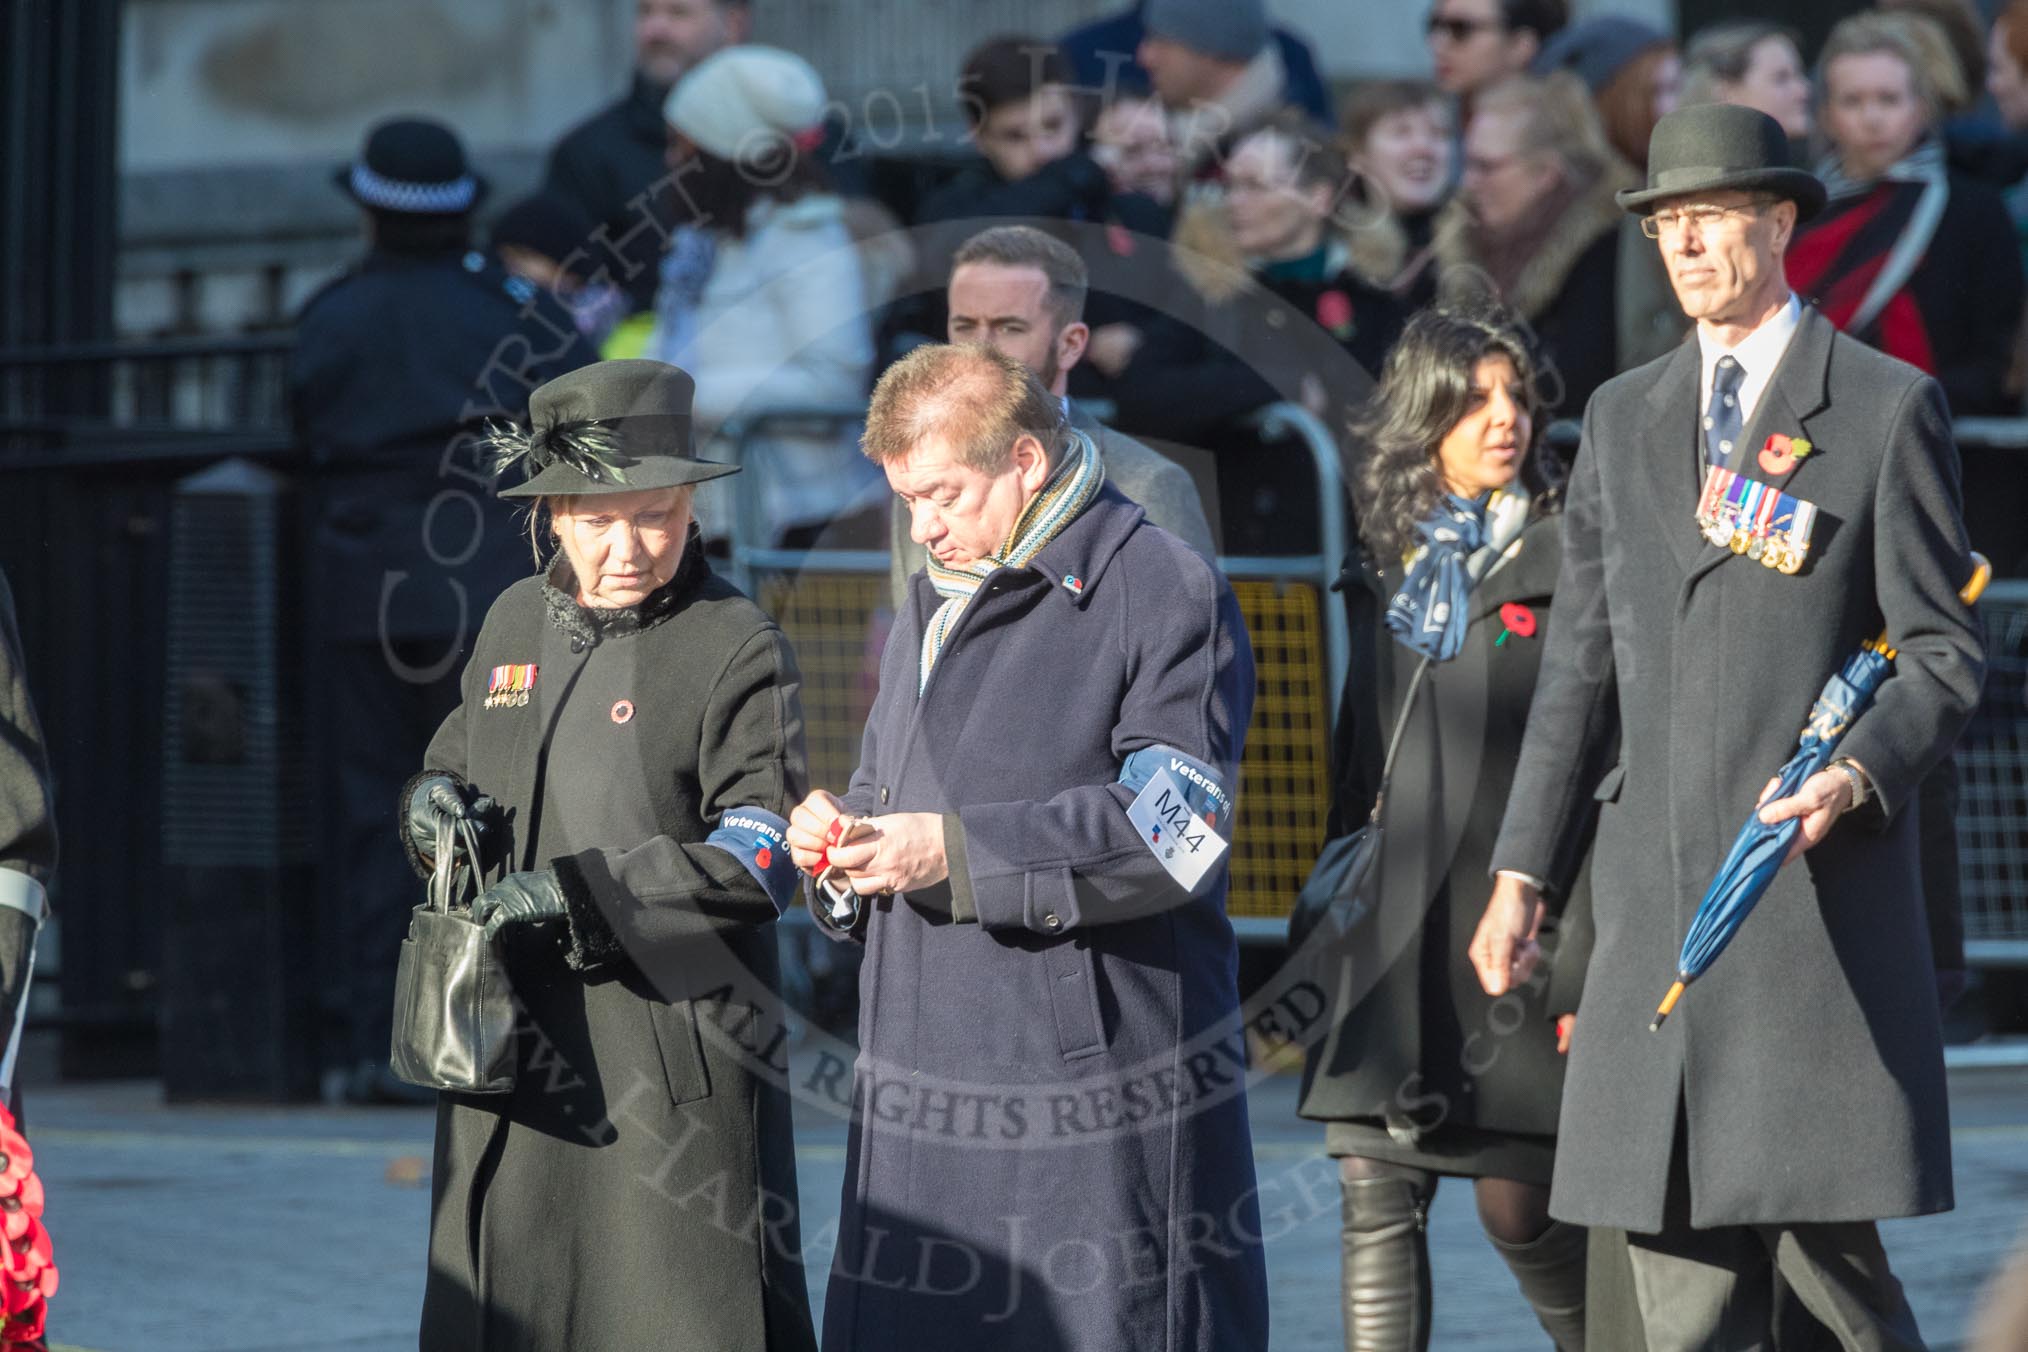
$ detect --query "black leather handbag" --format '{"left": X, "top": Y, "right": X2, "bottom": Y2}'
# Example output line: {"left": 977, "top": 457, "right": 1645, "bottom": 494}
{"left": 388, "top": 812, "right": 517, "bottom": 1094}
{"left": 1286, "top": 654, "right": 1433, "bottom": 951}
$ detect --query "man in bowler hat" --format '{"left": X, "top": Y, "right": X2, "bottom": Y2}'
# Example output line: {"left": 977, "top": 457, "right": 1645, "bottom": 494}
{"left": 1471, "top": 104, "right": 1984, "bottom": 1348}
{"left": 292, "top": 116, "right": 592, "bottom": 1101}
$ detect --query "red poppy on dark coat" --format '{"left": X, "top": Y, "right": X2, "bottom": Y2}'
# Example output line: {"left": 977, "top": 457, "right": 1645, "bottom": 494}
{"left": 1759, "top": 433, "right": 1796, "bottom": 476}
{"left": 1315, "top": 289, "right": 1355, "bottom": 338}
{"left": 1499, "top": 602, "right": 1538, "bottom": 639}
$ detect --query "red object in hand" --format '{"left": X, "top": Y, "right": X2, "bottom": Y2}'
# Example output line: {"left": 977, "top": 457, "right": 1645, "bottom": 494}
{"left": 1497, "top": 603, "right": 1538, "bottom": 645}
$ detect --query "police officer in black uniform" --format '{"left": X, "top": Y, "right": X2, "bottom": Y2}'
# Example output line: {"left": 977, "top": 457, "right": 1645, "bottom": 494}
{"left": 291, "top": 116, "right": 593, "bottom": 1101}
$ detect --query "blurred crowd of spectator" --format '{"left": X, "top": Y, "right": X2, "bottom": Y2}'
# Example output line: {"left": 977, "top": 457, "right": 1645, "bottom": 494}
{"left": 299, "top": 0, "right": 2028, "bottom": 586}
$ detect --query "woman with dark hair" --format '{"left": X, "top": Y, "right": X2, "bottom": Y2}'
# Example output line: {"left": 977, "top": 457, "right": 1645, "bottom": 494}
{"left": 648, "top": 46, "right": 886, "bottom": 543}
{"left": 1340, "top": 80, "right": 1455, "bottom": 307}
{"left": 1679, "top": 21, "right": 1812, "bottom": 140}
{"left": 1298, "top": 305, "right": 1597, "bottom": 1352}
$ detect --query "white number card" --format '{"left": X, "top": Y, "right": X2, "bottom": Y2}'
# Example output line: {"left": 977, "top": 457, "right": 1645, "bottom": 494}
{"left": 1126, "top": 767, "right": 1230, "bottom": 894}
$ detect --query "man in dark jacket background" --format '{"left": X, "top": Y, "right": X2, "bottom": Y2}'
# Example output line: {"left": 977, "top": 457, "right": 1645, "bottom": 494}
{"left": 543, "top": 0, "right": 749, "bottom": 307}
{"left": 292, "top": 117, "right": 592, "bottom": 1101}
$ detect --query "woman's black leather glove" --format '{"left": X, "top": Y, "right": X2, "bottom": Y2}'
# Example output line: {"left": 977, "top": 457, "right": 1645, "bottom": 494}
{"left": 405, "top": 775, "right": 492, "bottom": 864}
{"left": 473, "top": 871, "right": 567, "bottom": 941}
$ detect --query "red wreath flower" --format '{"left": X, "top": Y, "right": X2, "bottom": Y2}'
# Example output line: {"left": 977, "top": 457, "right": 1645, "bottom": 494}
{"left": 0, "top": 1173, "right": 42, "bottom": 1243}
{"left": 1497, "top": 602, "right": 1538, "bottom": 645}
{"left": 0, "top": 1105, "right": 55, "bottom": 1351}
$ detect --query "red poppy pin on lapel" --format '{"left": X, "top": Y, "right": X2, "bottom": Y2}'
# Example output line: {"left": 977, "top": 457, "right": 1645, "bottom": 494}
{"left": 1497, "top": 603, "right": 1537, "bottom": 646}
{"left": 1316, "top": 289, "right": 1355, "bottom": 339}
{"left": 1758, "top": 433, "right": 1813, "bottom": 476}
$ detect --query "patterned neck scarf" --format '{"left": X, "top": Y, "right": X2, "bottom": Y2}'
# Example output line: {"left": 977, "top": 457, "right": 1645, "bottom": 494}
{"left": 1384, "top": 487, "right": 1530, "bottom": 662}
{"left": 918, "top": 429, "right": 1105, "bottom": 693}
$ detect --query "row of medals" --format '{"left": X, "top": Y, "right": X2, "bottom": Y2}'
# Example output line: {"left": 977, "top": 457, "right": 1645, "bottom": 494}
{"left": 1700, "top": 509, "right": 1806, "bottom": 573}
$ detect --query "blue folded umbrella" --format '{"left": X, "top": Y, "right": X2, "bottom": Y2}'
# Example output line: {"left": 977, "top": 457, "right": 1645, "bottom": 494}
{"left": 1650, "top": 557, "right": 1990, "bottom": 1031}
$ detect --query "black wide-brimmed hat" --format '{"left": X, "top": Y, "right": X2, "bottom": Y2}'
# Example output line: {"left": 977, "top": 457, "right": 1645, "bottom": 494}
{"left": 489, "top": 360, "right": 739, "bottom": 499}
{"left": 1616, "top": 104, "right": 1826, "bottom": 221}
{"left": 334, "top": 117, "right": 487, "bottom": 216}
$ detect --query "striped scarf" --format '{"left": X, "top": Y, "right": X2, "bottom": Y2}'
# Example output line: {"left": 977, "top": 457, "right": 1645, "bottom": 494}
{"left": 919, "top": 429, "right": 1105, "bottom": 693}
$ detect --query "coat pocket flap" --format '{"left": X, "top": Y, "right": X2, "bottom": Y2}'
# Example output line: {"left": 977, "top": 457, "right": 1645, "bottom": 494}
{"left": 647, "top": 1000, "right": 713, "bottom": 1106}
{"left": 1042, "top": 933, "right": 1107, "bottom": 1060}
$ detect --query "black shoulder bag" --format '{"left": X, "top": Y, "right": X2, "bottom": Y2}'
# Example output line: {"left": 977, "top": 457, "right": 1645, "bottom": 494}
{"left": 1285, "top": 653, "right": 1434, "bottom": 950}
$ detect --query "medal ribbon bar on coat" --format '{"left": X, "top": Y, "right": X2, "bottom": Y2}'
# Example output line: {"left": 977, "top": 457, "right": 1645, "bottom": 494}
{"left": 484, "top": 663, "right": 538, "bottom": 709}
{"left": 1696, "top": 466, "right": 1816, "bottom": 575}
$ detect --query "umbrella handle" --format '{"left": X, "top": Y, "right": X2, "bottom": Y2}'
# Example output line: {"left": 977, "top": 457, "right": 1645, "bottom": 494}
{"left": 1869, "top": 553, "right": 1990, "bottom": 662}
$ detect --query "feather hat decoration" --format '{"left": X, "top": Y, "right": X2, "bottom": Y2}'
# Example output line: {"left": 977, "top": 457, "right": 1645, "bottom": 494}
{"left": 491, "top": 360, "right": 738, "bottom": 499}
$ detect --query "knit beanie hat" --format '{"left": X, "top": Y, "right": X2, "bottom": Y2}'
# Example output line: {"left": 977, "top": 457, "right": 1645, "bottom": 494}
{"left": 1144, "top": 0, "right": 1269, "bottom": 63}
{"left": 663, "top": 46, "right": 827, "bottom": 164}
{"left": 1530, "top": 16, "right": 1669, "bottom": 94}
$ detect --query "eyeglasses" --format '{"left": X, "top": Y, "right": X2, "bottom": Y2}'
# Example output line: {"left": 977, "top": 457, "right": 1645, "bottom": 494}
{"left": 1427, "top": 13, "right": 1500, "bottom": 43}
{"left": 1637, "top": 199, "right": 1775, "bottom": 239}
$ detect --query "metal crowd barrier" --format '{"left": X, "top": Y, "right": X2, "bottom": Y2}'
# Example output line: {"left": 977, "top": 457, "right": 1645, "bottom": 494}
{"left": 1964, "top": 579, "right": 2028, "bottom": 967}
{"left": 713, "top": 401, "right": 1350, "bottom": 943}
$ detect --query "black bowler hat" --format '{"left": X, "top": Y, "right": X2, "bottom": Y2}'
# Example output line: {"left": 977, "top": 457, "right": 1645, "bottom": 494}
{"left": 335, "top": 117, "right": 487, "bottom": 216}
{"left": 489, "top": 360, "right": 739, "bottom": 499}
{"left": 1616, "top": 104, "right": 1826, "bottom": 221}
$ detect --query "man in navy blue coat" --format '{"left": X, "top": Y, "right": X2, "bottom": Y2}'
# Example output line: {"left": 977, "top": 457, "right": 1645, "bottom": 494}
{"left": 787, "top": 344, "right": 1269, "bottom": 1351}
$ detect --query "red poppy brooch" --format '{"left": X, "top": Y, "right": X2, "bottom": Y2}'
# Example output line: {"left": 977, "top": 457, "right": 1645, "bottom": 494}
{"left": 1497, "top": 603, "right": 1537, "bottom": 646}
{"left": 1757, "top": 432, "right": 1814, "bottom": 477}
{"left": 1315, "top": 290, "right": 1355, "bottom": 340}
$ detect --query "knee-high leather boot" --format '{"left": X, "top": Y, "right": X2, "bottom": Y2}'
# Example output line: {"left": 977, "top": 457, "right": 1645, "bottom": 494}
{"left": 1489, "top": 1220, "right": 1589, "bottom": 1351}
{"left": 1340, "top": 1166, "right": 1434, "bottom": 1352}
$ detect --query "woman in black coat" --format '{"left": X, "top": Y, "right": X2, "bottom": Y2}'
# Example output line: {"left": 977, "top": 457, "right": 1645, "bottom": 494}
{"left": 398, "top": 361, "right": 817, "bottom": 1352}
{"left": 1297, "top": 308, "right": 1601, "bottom": 1351}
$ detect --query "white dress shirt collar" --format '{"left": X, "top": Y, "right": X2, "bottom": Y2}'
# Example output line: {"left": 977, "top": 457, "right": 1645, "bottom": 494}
{"left": 1696, "top": 292, "right": 1804, "bottom": 429}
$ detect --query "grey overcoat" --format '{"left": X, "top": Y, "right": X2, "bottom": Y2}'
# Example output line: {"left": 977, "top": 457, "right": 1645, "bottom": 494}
{"left": 408, "top": 541, "right": 817, "bottom": 1352}
{"left": 1492, "top": 308, "right": 1987, "bottom": 1231}
{"left": 823, "top": 485, "right": 1270, "bottom": 1351}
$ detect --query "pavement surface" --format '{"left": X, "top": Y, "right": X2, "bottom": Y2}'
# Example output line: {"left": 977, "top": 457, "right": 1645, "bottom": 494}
{"left": 30, "top": 1054, "right": 2028, "bottom": 1351}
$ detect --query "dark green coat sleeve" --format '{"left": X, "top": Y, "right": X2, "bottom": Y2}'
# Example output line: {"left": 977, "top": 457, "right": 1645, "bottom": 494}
{"left": 552, "top": 627, "right": 809, "bottom": 970}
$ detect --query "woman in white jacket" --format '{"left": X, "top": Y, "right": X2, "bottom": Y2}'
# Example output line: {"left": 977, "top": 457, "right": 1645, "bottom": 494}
{"left": 652, "top": 46, "right": 882, "bottom": 542}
